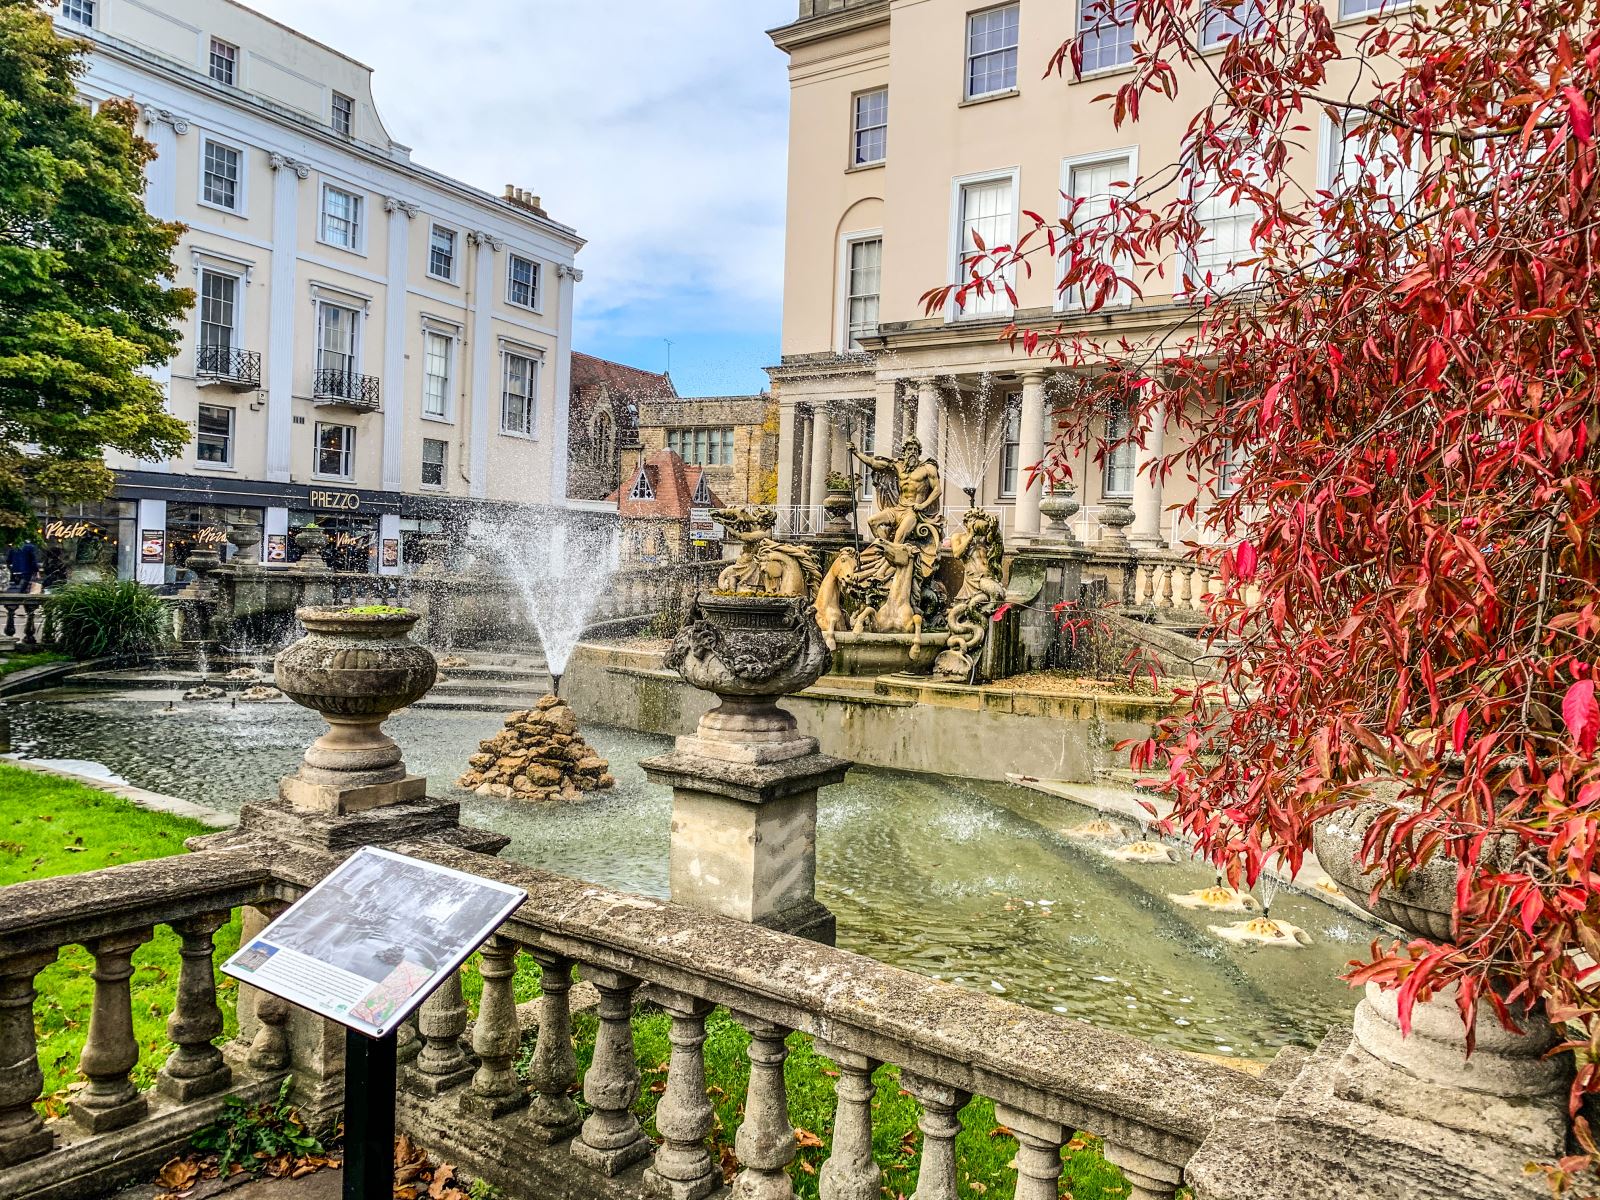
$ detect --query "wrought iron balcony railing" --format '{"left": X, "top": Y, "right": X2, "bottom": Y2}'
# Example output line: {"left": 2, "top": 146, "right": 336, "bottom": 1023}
{"left": 194, "top": 344, "right": 261, "bottom": 390}
{"left": 311, "top": 367, "right": 381, "bottom": 410}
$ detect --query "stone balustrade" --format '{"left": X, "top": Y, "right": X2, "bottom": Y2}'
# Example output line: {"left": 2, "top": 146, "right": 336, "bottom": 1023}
{"left": 0, "top": 593, "right": 54, "bottom": 650}
{"left": 0, "top": 836, "right": 1267, "bottom": 1200}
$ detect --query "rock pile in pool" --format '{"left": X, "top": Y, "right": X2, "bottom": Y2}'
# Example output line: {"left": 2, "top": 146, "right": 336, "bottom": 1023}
{"left": 458, "top": 695, "right": 615, "bottom": 802}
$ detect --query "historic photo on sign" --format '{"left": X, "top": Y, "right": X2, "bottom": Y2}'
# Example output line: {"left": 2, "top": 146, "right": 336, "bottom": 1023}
{"left": 222, "top": 847, "right": 525, "bottom": 1037}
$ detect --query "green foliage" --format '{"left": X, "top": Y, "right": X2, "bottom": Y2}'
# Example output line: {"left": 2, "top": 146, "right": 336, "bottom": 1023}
{"left": 825, "top": 471, "right": 856, "bottom": 494}
{"left": 339, "top": 605, "right": 411, "bottom": 616}
{"left": 0, "top": 648, "right": 68, "bottom": 676}
{"left": 0, "top": 765, "right": 241, "bottom": 1109}
{"left": 45, "top": 580, "right": 170, "bottom": 658}
{"left": 190, "top": 1077, "right": 324, "bottom": 1175}
{"left": 0, "top": 1, "right": 192, "bottom": 528}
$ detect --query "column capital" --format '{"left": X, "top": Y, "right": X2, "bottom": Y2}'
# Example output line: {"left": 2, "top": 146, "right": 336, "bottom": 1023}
{"left": 1021, "top": 368, "right": 1049, "bottom": 386}
{"left": 469, "top": 230, "right": 504, "bottom": 251}
{"left": 382, "top": 196, "right": 420, "bottom": 218}
{"left": 140, "top": 106, "right": 190, "bottom": 135}
{"left": 557, "top": 263, "right": 585, "bottom": 282}
{"left": 268, "top": 152, "right": 311, "bottom": 179}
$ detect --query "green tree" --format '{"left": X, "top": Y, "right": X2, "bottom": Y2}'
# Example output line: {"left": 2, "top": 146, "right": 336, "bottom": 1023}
{"left": 0, "top": 0, "right": 191, "bottom": 533}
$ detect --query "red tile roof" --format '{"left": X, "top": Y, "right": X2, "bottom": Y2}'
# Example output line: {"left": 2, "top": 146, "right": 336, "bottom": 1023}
{"left": 607, "top": 450, "right": 723, "bottom": 519}
{"left": 571, "top": 352, "right": 676, "bottom": 400}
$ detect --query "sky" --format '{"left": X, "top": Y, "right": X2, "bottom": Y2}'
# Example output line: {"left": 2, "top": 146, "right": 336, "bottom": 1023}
{"left": 248, "top": 0, "right": 797, "bottom": 397}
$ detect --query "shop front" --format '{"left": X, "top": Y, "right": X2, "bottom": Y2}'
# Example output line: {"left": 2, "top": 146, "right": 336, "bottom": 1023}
{"left": 38, "top": 501, "right": 135, "bottom": 588}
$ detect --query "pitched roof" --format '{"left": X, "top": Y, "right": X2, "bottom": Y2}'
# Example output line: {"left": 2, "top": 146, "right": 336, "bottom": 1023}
{"left": 608, "top": 451, "right": 723, "bottom": 519}
{"left": 570, "top": 352, "right": 677, "bottom": 400}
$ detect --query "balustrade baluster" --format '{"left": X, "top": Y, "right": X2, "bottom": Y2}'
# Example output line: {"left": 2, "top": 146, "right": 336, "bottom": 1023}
{"left": 3, "top": 602, "right": 16, "bottom": 639}
{"left": 21, "top": 604, "right": 38, "bottom": 648}
{"left": 1160, "top": 563, "right": 1175, "bottom": 607}
{"left": 814, "top": 1043, "right": 881, "bottom": 1200}
{"left": 993, "top": 1107, "right": 1067, "bottom": 1200}
{"left": 1177, "top": 564, "right": 1195, "bottom": 610}
{"left": 643, "top": 992, "right": 718, "bottom": 1200}
{"left": 462, "top": 936, "right": 527, "bottom": 1117}
{"left": 901, "top": 1072, "right": 969, "bottom": 1200}
{"left": 526, "top": 951, "right": 581, "bottom": 1143}
{"left": 247, "top": 992, "right": 290, "bottom": 1070}
{"left": 0, "top": 951, "right": 57, "bottom": 1167}
{"left": 731, "top": 1015, "right": 795, "bottom": 1200}
{"left": 572, "top": 968, "right": 650, "bottom": 1173}
{"left": 72, "top": 928, "right": 152, "bottom": 1132}
{"left": 158, "top": 912, "right": 233, "bottom": 1102}
{"left": 408, "top": 966, "right": 474, "bottom": 1093}
{"left": 395, "top": 1011, "right": 421, "bottom": 1065}
{"left": 1104, "top": 1142, "right": 1184, "bottom": 1200}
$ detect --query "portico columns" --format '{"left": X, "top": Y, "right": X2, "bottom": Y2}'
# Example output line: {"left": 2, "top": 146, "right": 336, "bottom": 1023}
{"left": 1128, "top": 391, "right": 1167, "bottom": 549}
{"left": 873, "top": 378, "right": 900, "bottom": 458}
{"left": 1013, "top": 370, "right": 1049, "bottom": 539}
{"left": 807, "top": 405, "right": 831, "bottom": 516}
{"left": 777, "top": 402, "right": 800, "bottom": 509}
{"left": 915, "top": 378, "right": 940, "bottom": 459}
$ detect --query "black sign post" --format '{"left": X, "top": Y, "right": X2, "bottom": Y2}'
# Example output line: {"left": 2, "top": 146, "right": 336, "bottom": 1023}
{"left": 342, "top": 1027, "right": 398, "bottom": 1200}
{"left": 219, "top": 848, "right": 527, "bottom": 1200}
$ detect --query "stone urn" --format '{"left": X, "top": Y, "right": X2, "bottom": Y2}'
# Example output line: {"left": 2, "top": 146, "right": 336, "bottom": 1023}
{"left": 227, "top": 520, "right": 263, "bottom": 571}
{"left": 1039, "top": 486, "right": 1081, "bottom": 542}
{"left": 273, "top": 606, "right": 437, "bottom": 812}
{"left": 664, "top": 593, "right": 831, "bottom": 762}
{"left": 1096, "top": 499, "right": 1136, "bottom": 547}
{"left": 821, "top": 485, "right": 855, "bottom": 535}
{"left": 1311, "top": 802, "right": 1570, "bottom": 1119}
{"left": 293, "top": 525, "right": 330, "bottom": 573}
{"left": 185, "top": 543, "right": 222, "bottom": 593}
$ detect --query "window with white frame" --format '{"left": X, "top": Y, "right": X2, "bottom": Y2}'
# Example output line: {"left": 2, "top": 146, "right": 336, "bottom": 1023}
{"left": 1063, "top": 153, "right": 1134, "bottom": 307}
{"left": 501, "top": 351, "right": 539, "bottom": 435}
{"left": 320, "top": 184, "right": 363, "bottom": 250}
{"left": 428, "top": 225, "right": 457, "bottom": 281}
{"left": 1218, "top": 440, "right": 1243, "bottom": 495}
{"left": 197, "top": 270, "right": 238, "bottom": 354}
{"left": 331, "top": 92, "right": 354, "bottom": 136}
{"left": 1200, "top": 0, "right": 1263, "bottom": 47}
{"left": 956, "top": 176, "right": 1015, "bottom": 318}
{"left": 196, "top": 404, "right": 234, "bottom": 467}
{"left": 421, "top": 330, "right": 452, "bottom": 419}
{"left": 209, "top": 39, "right": 237, "bottom": 86}
{"left": 315, "top": 422, "right": 355, "bottom": 479}
{"left": 1000, "top": 396, "right": 1023, "bottom": 496}
{"left": 1187, "top": 149, "right": 1264, "bottom": 294}
{"left": 1324, "top": 113, "right": 1418, "bottom": 213}
{"left": 507, "top": 254, "right": 540, "bottom": 309}
{"left": 1078, "top": 0, "right": 1135, "bottom": 73}
{"left": 1102, "top": 401, "right": 1136, "bottom": 497}
{"left": 666, "top": 428, "right": 735, "bottom": 467}
{"left": 845, "top": 237, "right": 882, "bottom": 349}
{"left": 421, "top": 438, "right": 447, "bottom": 488}
{"left": 966, "top": 5, "right": 1020, "bottom": 99}
{"left": 627, "top": 468, "right": 655, "bottom": 501}
{"left": 853, "top": 89, "right": 888, "bottom": 165}
{"left": 201, "top": 139, "right": 242, "bottom": 212}
{"left": 61, "top": 0, "right": 93, "bottom": 26}
{"left": 1338, "top": 0, "right": 1388, "bottom": 16}
{"left": 315, "top": 302, "right": 359, "bottom": 380}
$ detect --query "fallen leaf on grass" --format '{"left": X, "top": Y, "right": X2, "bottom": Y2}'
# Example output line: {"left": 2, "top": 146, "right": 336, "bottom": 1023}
{"left": 794, "top": 1128, "right": 825, "bottom": 1149}
{"left": 720, "top": 1146, "right": 739, "bottom": 1183}
{"left": 797, "top": 1161, "right": 817, "bottom": 1175}
{"left": 157, "top": 1157, "right": 200, "bottom": 1189}
{"left": 989, "top": 1125, "right": 1013, "bottom": 1139}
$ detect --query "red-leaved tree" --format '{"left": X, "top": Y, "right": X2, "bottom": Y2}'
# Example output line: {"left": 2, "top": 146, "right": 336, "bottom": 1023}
{"left": 926, "top": 0, "right": 1600, "bottom": 1181}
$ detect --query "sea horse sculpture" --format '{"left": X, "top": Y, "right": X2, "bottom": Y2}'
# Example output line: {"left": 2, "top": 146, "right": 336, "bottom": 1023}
{"left": 933, "top": 508, "right": 1007, "bottom": 681}
{"left": 713, "top": 506, "right": 822, "bottom": 598}
{"left": 814, "top": 545, "right": 857, "bottom": 651}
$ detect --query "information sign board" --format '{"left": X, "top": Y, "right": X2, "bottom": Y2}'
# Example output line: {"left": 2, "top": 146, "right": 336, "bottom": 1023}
{"left": 221, "top": 847, "right": 525, "bottom": 1038}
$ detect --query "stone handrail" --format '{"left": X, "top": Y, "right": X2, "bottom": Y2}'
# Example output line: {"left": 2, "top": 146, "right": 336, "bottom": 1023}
{"left": 1, "top": 838, "right": 1265, "bottom": 1200}
{"left": 0, "top": 592, "right": 53, "bottom": 649}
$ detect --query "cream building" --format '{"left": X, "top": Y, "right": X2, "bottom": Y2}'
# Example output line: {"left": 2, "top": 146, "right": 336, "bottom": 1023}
{"left": 49, "top": 0, "right": 584, "bottom": 583}
{"left": 766, "top": 0, "right": 1389, "bottom": 550}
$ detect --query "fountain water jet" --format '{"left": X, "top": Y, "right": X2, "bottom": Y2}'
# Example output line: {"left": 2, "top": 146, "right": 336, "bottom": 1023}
{"left": 940, "top": 373, "right": 1016, "bottom": 507}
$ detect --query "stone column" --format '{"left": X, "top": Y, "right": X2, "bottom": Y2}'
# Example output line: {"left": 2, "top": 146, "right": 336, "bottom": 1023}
{"left": 1128, "top": 393, "right": 1166, "bottom": 549}
{"left": 140, "top": 107, "right": 187, "bottom": 471}
{"left": 915, "top": 378, "right": 940, "bottom": 461}
{"left": 380, "top": 197, "right": 417, "bottom": 493}
{"left": 467, "top": 232, "right": 504, "bottom": 499}
{"left": 777, "top": 401, "right": 801, "bottom": 510}
{"left": 266, "top": 154, "right": 309, "bottom": 484}
{"left": 829, "top": 413, "right": 851, "bottom": 479}
{"left": 1012, "top": 370, "right": 1048, "bottom": 539}
{"left": 807, "top": 406, "right": 832, "bottom": 518}
{"left": 873, "top": 378, "right": 900, "bottom": 458}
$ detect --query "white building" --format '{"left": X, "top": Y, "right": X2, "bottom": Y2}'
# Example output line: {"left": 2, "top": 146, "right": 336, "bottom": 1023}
{"left": 47, "top": 0, "right": 585, "bottom": 582}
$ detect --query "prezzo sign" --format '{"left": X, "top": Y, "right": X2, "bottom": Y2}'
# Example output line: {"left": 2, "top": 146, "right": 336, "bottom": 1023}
{"left": 308, "top": 489, "right": 362, "bottom": 512}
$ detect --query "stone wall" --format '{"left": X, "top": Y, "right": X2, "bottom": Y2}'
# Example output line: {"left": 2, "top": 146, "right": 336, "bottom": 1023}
{"left": 563, "top": 643, "right": 1180, "bottom": 783}
{"left": 636, "top": 395, "right": 778, "bottom": 507}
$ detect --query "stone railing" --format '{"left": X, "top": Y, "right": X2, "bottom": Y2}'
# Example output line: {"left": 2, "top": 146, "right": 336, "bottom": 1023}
{"left": 0, "top": 835, "right": 1264, "bottom": 1200}
{"left": 0, "top": 593, "right": 53, "bottom": 649}
{"left": 0, "top": 852, "right": 284, "bottom": 1200}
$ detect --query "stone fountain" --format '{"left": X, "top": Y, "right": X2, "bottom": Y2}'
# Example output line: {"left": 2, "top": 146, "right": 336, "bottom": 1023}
{"left": 642, "top": 592, "right": 845, "bottom": 943}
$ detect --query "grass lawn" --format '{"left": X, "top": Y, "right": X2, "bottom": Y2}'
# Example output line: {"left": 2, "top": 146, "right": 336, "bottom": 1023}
{"left": 6, "top": 765, "right": 1136, "bottom": 1198}
{"left": 0, "top": 649, "right": 70, "bottom": 678}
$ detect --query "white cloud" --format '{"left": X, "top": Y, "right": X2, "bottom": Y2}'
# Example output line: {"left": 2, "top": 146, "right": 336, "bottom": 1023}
{"left": 243, "top": 0, "right": 795, "bottom": 349}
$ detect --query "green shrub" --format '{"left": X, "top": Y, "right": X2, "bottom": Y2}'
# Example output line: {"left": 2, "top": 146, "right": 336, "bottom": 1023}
{"left": 45, "top": 580, "right": 171, "bottom": 659}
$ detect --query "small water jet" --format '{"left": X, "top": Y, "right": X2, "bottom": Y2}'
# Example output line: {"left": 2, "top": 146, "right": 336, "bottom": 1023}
{"left": 1169, "top": 885, "right": 1259, "bottom": 913}
{"left": 1063, "top": 817, "right": 1133, "bottom": 843}
{"left": 940, "top": 373, "right": 1016, "bottom": 508}
{"left": 182, "top": 684, "right": 225, "bottom": 702}
{"left": 1208, "top": 869, "right": 1312, "bottom": 945}
{"left": 1105, "top": 839, "right": 1181, "bottom": 865}
{"left": 237, "top": 684, "right": 282, "bottom": 703}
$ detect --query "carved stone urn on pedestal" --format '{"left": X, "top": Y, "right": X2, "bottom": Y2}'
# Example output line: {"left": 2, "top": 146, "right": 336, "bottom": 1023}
{"left": 821, "top": 484, "right": 856, "bottom": 536}
{"left": 1038, "top": 486, "right": 1081, "bottom": 543}
{"left": 227, "top": 520, "right": 263, "bottom": 573}
{"left": 642, "top": 594, "right": 846, "bottom": 943}
{"left": 1096, "top": 499, "right": 1136, "bottom": 548}
{"left": 273, "top": 606, "right": 437, "bottom": 814}
{"left": 293, "top": 526, "right": 330, "bottom": 573}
